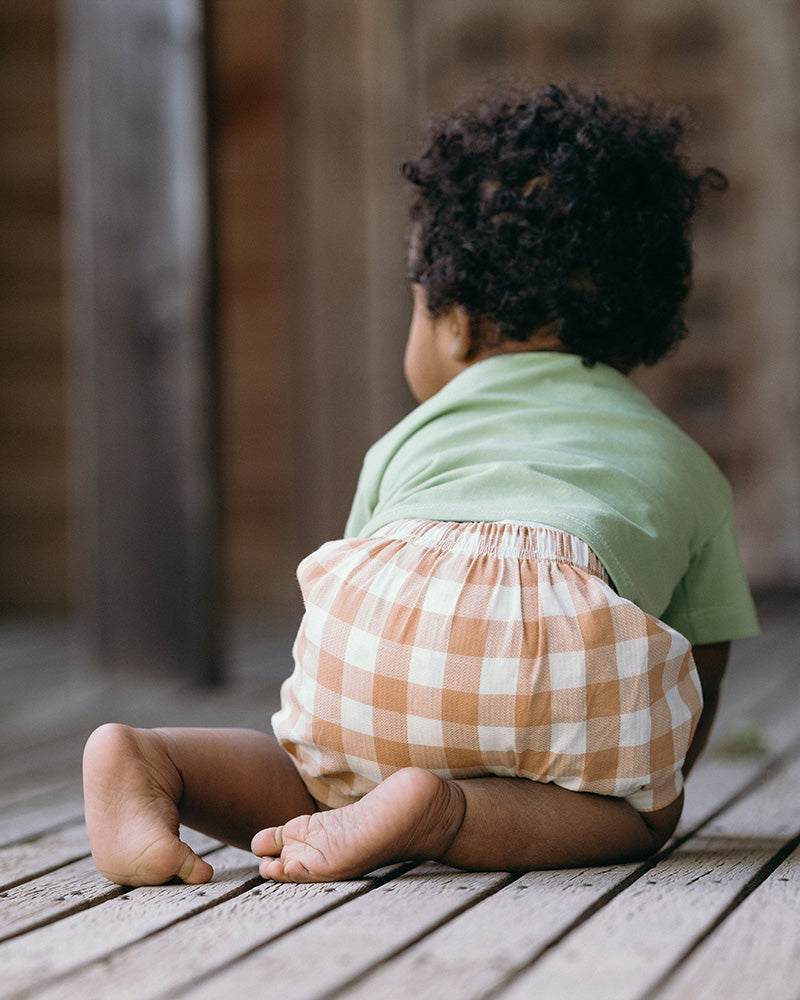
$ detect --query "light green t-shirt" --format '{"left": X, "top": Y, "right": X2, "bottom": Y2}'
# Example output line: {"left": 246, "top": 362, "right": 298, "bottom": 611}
{"left": 345, "top": 353, "right": 759, "bottom": 646}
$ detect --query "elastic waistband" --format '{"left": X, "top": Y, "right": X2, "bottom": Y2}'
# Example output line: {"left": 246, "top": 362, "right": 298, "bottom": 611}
{"left": 372, "top": 519, "right": 609, "bottom": 580}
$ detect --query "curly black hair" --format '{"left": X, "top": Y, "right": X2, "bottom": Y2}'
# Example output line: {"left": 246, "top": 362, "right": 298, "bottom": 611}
{"left": 402, "top": 85, "right": 727, "bottom": 369}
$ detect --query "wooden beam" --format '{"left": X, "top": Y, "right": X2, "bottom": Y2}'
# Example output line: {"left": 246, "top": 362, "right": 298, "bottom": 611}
{"left": 288, "top": 0, "right": 420, "bottom": 550}
{"left": 60, "top": 0, "right": 222, "bottom": 681}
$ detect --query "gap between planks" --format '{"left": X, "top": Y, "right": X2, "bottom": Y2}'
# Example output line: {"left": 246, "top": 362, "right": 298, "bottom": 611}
{"left": 4, "top": 720, "right": 798, "bottom": 996}
{"left": 648, "top": 839, "right": 800, "bottom": 1000}
{"left": 37, "top": 738, "right": 797, "bottom": 1000}
{"left": 1, "top": 610, "right": 796, "bottom": 999}
{"left": 480, "top": 745, "right": 800, "bottom": 1000}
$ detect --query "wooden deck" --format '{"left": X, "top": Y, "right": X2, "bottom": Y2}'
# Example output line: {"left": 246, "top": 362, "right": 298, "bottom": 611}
{"left": 1, "top": 601, "right": 799, "bottom": 1000}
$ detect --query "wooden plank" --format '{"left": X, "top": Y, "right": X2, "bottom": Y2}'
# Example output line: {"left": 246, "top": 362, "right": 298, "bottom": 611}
{"left": 0, "top": 776, "right": 80, "bottom": 824}
{"left": 652, "top": 840, "right": 800, "bottom": 1000}
{"left": 0, "top": 787, "right": 86, "bottom": 850}
{"left": 0, "top": 671, "right": 279, "bottom": 766}
{"left": 0, "top": 845, "right": 258, "bottom": 998}
{"left": 489, "top": 748, "right": 800, "bottom": 1000}
{"left": 0, "top": 822, "right": 222, "bottom": 897}
{"left": 680, "top": 650, "right": 800, "bottom": 830}
{"left": 341, "top": 770, "right": 792, "bottom": 1000}
{"left": 0, "top": 612, "right": 794, "bottom": 999}
{"left": 60, "top": 0, "right": 222, "bottom": 680}
{"left": 665, "top": 615, "right": 800, "bottom": 831}
{"left": 341, "top": 863, "right": 643, "bottom": 1000}
{"left": 710, "top": 616, "right": 799, "bottom": 725}
{"left": 10, "top": 864, "right": 411, "bottom": 1000}
{"left": 0, "top": 856, "right": 124, "bottom": 943}
{"left": 0, "top": 823, "right": 89, "bottom": 892}
{"left": 176, "top": 865, "right": 514, "bottom": 1000}
{"left": 335, "top": 660, "right": 800, "bottom": 1000}
{"left": 0, "top": 829, "right": 221, "bottom": 946}
{"left": 0, "top": 741, "right": 87, "bottom": 802}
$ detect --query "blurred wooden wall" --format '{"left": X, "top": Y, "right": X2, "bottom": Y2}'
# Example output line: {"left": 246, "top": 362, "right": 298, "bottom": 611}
{"left": 0, "top": 4, "right": 69, "bottom": 612}
{"left": 212, "top": 0, "right": 300, "bottom": 616}
{"left": 1, "top": 0, "right": 798, "bottom": 628}
{"left": 288, "top": 0, "right": 800, "bottom": 589}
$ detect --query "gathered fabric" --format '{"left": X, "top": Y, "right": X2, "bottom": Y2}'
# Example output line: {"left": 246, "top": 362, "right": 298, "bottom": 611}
{"left": 272, "top": 519, "right": 702, "bottom": 813}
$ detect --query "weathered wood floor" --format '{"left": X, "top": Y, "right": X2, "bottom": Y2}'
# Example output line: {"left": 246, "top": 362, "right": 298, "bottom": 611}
{"left": 1, "top": 601, "right": 799, "bottom": 1000}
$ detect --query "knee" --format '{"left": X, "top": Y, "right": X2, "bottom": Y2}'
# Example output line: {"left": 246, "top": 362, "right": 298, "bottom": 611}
{"left": 639, "top": 791, "right": 684, "bottom": 854}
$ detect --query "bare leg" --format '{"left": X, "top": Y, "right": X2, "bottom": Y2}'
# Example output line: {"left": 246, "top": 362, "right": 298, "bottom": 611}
{"left": 83, "top": 723, "right": 315, "bottom": 886}
{"left": 440, "top": 776, "right": 682, "bottom": 871}
{"left": 252, "top": 767, "right": 682, "bottom": 882}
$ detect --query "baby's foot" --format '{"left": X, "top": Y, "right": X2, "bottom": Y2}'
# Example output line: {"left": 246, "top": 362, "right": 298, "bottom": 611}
{"left": 251, "top": 766, "right": 465, "bottom": 883}
{"left": 82, "top": 723, "right": 214, "bottom": 887}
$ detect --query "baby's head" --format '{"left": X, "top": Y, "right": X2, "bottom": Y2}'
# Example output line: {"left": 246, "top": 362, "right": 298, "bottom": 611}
{"left": 403, "top": 85, "right": 726, "bottom": 371}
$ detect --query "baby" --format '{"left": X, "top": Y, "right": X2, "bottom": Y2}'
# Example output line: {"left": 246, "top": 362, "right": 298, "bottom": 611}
{"left": 83, "top": 85, "right": 759, "bottom": 887}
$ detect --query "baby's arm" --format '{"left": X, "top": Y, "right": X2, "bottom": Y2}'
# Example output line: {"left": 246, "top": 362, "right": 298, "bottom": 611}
{"left": 683, "top": 642, "right": 730, "bottom": 777}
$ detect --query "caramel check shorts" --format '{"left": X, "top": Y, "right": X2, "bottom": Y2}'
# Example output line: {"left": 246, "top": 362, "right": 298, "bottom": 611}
{"left": 272, "top": 519, "right": 702, "bottom": 813}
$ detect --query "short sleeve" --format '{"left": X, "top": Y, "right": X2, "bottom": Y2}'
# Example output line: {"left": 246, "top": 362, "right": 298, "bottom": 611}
{"left": 344, "top": 443, "right": 385, "bottom": 538}
{"left": 659, "top": 518, "right": 760, "bottom": 646}
{"left": 344, "top": 472, "right": 373, "bottom": 538}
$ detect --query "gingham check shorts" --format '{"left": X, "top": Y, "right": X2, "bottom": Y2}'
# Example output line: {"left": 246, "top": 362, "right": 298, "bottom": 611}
{"left": 272, "top": 519, "right": 702, "bottom": 813}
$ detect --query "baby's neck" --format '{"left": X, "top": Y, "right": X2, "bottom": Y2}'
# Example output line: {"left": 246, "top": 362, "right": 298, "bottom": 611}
{"left": 468, "top": 322, "right": 564, "bottom": 364}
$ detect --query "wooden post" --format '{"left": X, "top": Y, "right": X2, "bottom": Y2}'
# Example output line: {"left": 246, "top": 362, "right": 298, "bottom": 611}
{"left": 61, "top": 0, "right": 222, "bottom": 681}
{"left": 288, "top": 0, "right": 420, "bottom": 550}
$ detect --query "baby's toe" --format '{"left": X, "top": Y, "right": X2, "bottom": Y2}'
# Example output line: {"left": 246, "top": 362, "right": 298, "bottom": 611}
{"left": 175, "top": 846, "right": 214, "bottom": 885}
{"left": 258, "top": 856, "right": 286, "bottom": 881}
{"left": 251, "top": 825, "right": 284, "bottom": 858}
{"left": 259, "top": 853, "right": 315, "bottom": 883}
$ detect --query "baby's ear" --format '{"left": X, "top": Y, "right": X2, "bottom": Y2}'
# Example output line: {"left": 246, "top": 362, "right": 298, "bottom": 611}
{"left": 448, "top": 307, "right": 473, "bottom": 361}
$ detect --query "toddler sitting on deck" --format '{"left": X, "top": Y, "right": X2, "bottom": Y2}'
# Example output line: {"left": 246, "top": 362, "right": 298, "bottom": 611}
{"left": 83, "top": 85, "right": 759, "bottom": 887}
